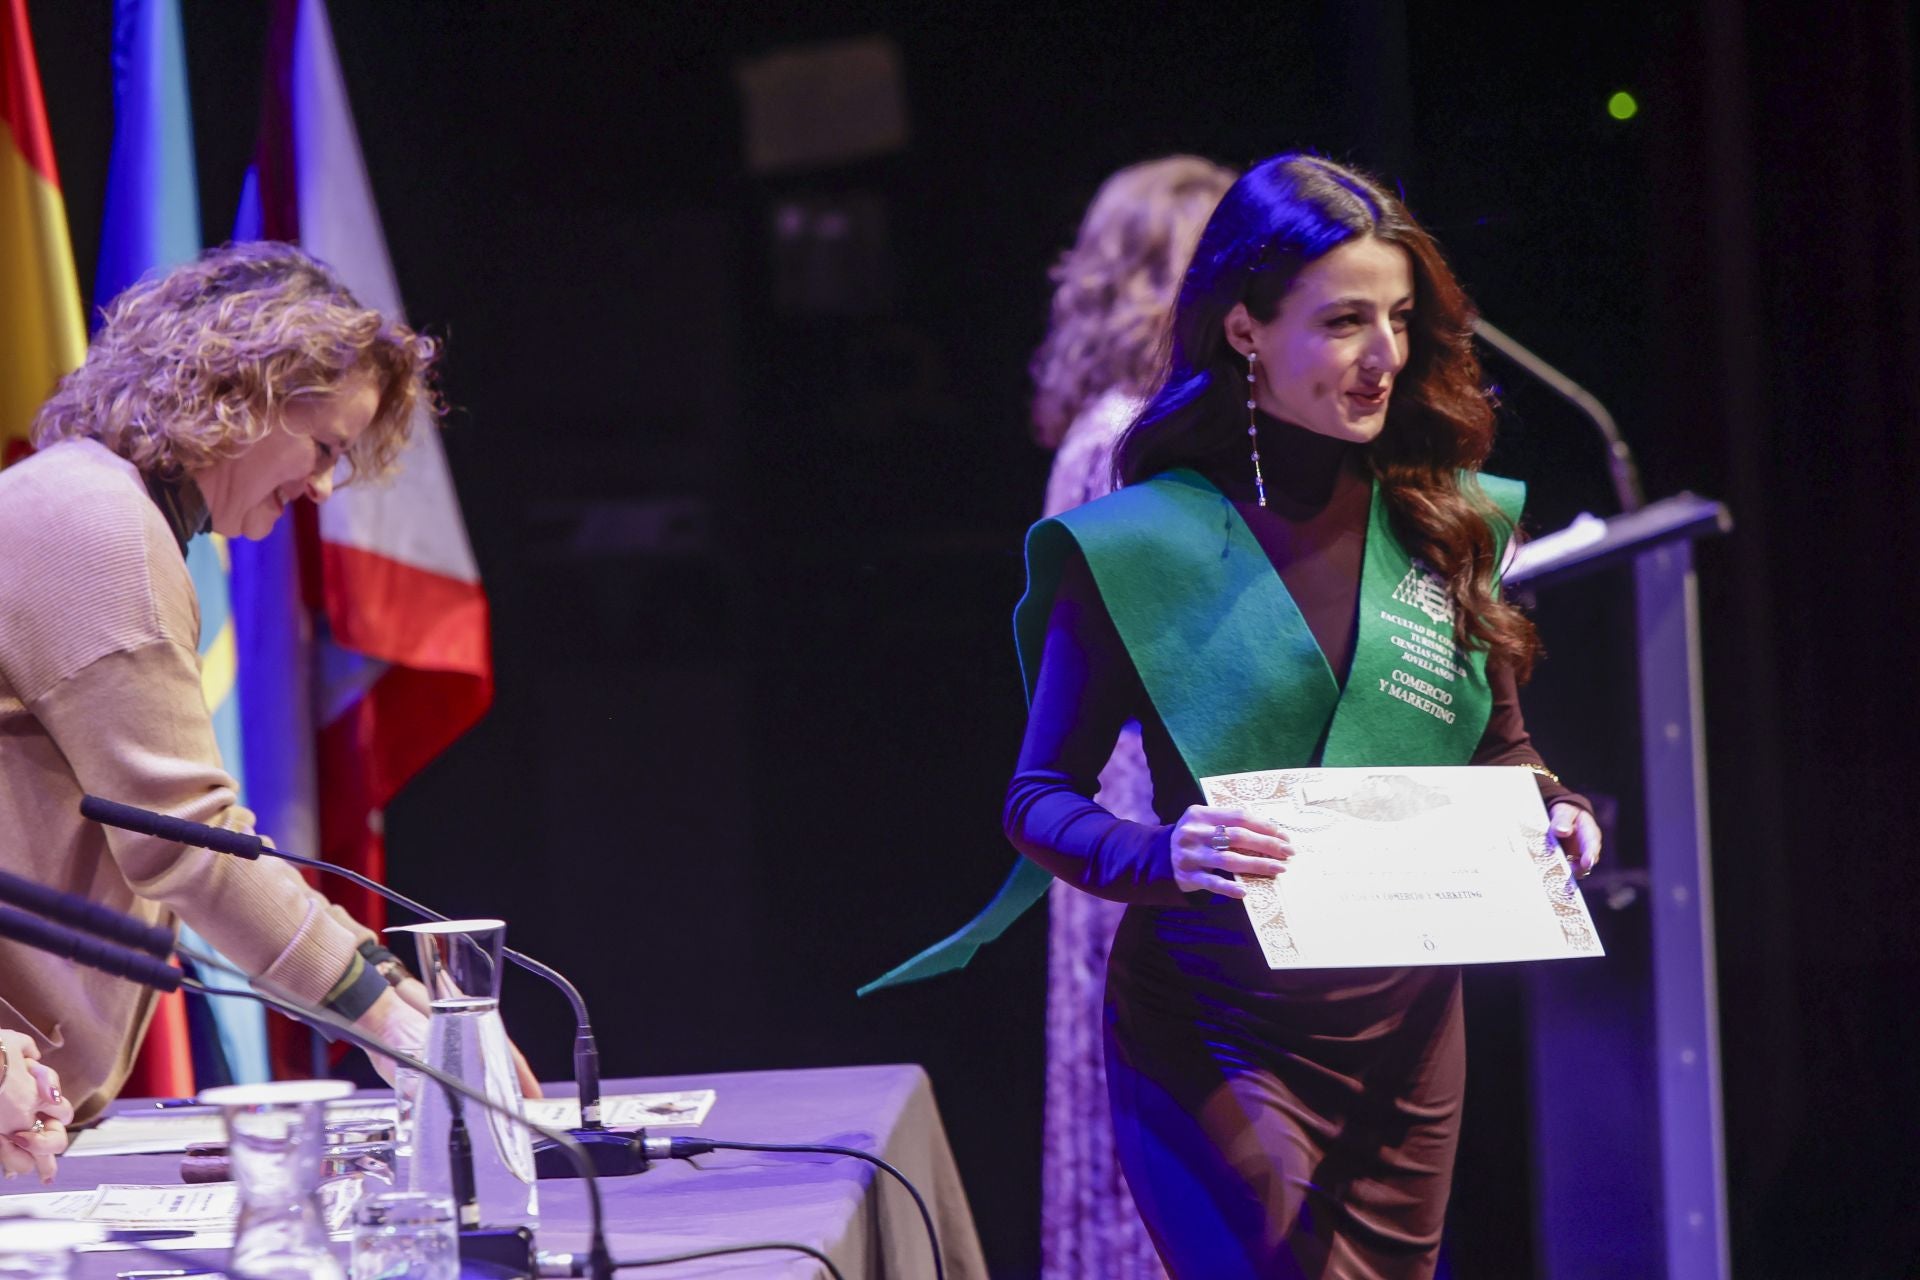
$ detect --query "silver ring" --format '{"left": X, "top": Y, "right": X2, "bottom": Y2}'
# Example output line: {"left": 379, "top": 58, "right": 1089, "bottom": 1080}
{"left": 1209, "top": 824, "right": 1232, "bottom": 853}
{"left": 31, "top": 1118, "right": 45, "bottom": 1134}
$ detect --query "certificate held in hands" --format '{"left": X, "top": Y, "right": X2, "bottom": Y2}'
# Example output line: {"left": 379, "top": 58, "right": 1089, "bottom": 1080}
{"left": 1197, "top": 766, "right": 1604, "bottom": 970}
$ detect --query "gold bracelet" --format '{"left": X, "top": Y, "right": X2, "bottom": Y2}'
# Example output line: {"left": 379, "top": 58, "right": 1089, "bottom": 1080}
{"left": 1520, "top": 763, "right": 1562, "bottom": 786}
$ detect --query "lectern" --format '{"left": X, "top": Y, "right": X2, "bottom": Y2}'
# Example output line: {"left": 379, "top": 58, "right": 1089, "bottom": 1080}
{"left": 1506, "top": 494, "right": 1734, "bottom": 1280}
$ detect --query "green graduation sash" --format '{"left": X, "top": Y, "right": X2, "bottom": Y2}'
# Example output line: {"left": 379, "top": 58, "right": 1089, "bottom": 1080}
{"left": 858, "top": 467, "right": 1524, "bottom": 995}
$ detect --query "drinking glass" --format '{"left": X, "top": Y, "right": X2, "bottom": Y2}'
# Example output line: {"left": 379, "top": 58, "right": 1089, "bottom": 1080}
{"left": 350, "top": 1190, "right": 457, "bottom": 1280}
{"left": 199, "top": 1078, "right": 356, "bottom": 1280}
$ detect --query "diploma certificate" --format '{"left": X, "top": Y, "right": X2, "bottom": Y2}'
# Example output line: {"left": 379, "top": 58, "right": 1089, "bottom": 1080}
{"left": 1197, "top": 766, "right": 1604, "bottom": 970}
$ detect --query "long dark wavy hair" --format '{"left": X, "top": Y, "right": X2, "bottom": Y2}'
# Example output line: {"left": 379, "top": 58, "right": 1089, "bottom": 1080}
{"left": 1115, "top": 152, "right": 1540, "bottom": 677}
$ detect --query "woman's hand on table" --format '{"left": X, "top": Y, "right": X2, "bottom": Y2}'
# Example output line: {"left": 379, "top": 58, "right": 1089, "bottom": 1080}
{"left": 1170, "top": 806, "right": 1291, "bottom": 898}
{"left": 359, "top": 979, "right": 543, "bottom": 1099}
{"left": 0, "top": 1030, "right": 73, "bottom": 1183}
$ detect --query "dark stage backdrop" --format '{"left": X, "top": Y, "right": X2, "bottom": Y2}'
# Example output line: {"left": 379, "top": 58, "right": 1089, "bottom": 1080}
{"left": 30, "top": 2, "right": 1919, "bottom": 1276}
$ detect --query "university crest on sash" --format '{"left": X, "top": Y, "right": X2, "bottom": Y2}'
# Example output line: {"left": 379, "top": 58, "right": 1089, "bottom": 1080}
{"left": 1390, "top": 560, "right": 1453, "bottom": 628}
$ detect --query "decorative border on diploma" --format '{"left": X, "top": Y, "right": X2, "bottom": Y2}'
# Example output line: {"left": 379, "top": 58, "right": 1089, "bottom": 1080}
{"left": 1207, "top": 770, "right": 1308, "bottom": 962}
{"left": 1531, "top": 822, "right": 1602, "bottom": 954}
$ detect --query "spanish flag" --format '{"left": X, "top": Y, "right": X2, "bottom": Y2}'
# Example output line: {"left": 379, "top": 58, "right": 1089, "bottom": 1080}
{"left": 0, "top": 0, "right": 85, "bottom": 469}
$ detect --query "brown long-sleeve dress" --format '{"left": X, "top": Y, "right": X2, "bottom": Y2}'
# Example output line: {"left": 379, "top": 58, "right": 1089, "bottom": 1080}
{"left": 1003, "top": 415, "right": 1586, "bottom": 1279}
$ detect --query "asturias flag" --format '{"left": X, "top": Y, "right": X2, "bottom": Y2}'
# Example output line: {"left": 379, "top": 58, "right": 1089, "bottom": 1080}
{"left": 97, "top": 0, "right": 272, "bottom": 1092}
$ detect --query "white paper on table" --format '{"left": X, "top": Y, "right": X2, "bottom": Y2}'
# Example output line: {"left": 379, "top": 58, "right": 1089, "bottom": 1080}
{"left": 65, "top": 1100, "right": 397, "bottom": 1158}
{"left": 66, "top": 1089, "right": 717, "bottom": 1159}
{"left": 0, "top": 1179, "right": 364, "bottom": 1252}
{"left": 522, "top": 1090, "right": 716, "bottom": 1130}
{"left": 0, "top": 1189, "right": 100, "bottom": 1220}
{"left": 1197, "top": 765, "right": 1605, "bottom": 970}
{"left": 84, "top": 1183, "right": 240, "bottom": 1228}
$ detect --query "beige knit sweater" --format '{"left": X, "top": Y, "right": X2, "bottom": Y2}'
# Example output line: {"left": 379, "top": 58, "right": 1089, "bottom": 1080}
{"left": 0, "top": 439, "right": 371, "bottom": 1122}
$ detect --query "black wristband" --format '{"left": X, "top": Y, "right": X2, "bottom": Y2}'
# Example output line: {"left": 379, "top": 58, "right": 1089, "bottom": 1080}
{"left": 321, "top": 953, "right": 393, "bottom": 1022}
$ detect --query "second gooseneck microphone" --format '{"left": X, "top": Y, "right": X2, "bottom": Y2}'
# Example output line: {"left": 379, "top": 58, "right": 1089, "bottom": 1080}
{"left": 79, "top": 794, "right": 641, "bottom": 1179}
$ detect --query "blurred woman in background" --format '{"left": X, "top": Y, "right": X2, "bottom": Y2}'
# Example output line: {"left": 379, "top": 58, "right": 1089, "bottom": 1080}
{"left": 1028, "top": 154, "right": 1234, "bottom": 1280}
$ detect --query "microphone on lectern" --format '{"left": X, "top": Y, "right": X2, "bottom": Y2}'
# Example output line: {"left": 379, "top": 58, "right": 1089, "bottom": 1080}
{"left": 79, "top": 794, "right": 640, "bottom": 1179}
{"left": 1471, "top": 316, "right": 1647, "bottom": 513}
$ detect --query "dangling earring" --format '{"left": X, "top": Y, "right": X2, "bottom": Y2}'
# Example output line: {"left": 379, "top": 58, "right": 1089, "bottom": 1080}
{"left": 1245, "top": 351, "right": 1268, "bottom": 508}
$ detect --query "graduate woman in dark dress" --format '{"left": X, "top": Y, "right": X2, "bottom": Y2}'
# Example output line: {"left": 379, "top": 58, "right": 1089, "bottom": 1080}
{"left": 1002, "top": 153, "right": 1604, "bottom": 1278}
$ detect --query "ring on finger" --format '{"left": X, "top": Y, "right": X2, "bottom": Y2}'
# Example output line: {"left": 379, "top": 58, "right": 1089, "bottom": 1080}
{"left": 30, "top": 1118, "right": 44, "bottom": 1135}
{"left": 1209, "top": 824, "right": 1232, "bottom": 853}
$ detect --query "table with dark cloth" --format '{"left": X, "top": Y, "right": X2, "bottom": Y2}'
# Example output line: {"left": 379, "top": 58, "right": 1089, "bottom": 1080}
{"left": 26, "top": 1065, "right": 987, "bottom": 1280}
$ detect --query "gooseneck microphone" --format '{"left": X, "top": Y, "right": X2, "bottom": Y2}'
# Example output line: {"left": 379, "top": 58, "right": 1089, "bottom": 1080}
{"left": 0, "top": 904, "right": 184, "bottom": 992}
{"left": 0, "top": 896, "right": 615, "bottom": 1280}
{"left": 1471, "top": 316, "right": 1647, "bottom": 514}
{"left": 79, "top": 795, "right": 633, "bottom": 1179}
{"left": 0, "top": 867, "right": 175, "bottom": 958}
{"left": 77, "top": 796, "right": 268, "bottom": 858}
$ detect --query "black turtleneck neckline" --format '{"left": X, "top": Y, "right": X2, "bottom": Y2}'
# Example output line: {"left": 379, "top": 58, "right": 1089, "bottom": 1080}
{"left": 143, "top": 471, "right": 211, "bottom": 557}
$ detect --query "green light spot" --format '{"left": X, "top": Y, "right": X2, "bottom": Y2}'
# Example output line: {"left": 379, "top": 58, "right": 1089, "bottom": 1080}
{"left": 1608, "top": 91, "right": 1639, "bottom": 121}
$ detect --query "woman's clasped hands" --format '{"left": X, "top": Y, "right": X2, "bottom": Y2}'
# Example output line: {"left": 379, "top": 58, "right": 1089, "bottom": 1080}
{"left": 1171, "top": 807, "right": 1291, "bottom": 898}
{"left": 0, "top": 1030, "right": 73, "bottom": 1183}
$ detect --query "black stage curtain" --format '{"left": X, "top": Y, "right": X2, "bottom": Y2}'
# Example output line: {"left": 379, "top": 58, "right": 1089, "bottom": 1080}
{"left": 1649, "top": 2, "right": 1920, "bottom": 1274}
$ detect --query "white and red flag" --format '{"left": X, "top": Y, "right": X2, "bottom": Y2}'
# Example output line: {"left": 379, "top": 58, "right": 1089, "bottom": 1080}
{"left": 231, "top": 0, "right": 490, "bottom": 1068}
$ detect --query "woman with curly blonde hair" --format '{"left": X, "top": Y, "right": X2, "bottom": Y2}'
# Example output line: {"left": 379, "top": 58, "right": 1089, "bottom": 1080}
{"left": 32, "top": 239, "right": 432, "bottom": 524}
{"left": 0, "top": 242, "right": 445, "bottom": 1135}
{"left": 1031, "top": 156, "right": 1236, "bottom": 498}
{"left": 1029, "top": 154, "right": 1233, "bottom": 1280}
